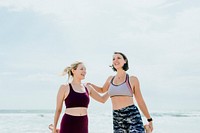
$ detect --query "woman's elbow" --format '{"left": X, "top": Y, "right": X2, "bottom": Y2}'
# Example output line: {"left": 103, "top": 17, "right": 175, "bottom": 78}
{"left": 56, "top": 108, "right": 62, "bottom": 114}
{"left": 98, "top": 88, "right": 104, "bottom": 93}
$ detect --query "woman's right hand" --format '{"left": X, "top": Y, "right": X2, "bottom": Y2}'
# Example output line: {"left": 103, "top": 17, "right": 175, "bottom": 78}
{"left": 144, "top": 124, "right": 152, "bottom": 133}
{"left": 149, "top": 121, "right": 153, "bottom": 132}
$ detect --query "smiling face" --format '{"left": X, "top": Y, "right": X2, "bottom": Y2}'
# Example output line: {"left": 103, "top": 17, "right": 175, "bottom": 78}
{"left": 112, "top": 53, "right": 126, "bottom": 70}
{"left": 111, "top": 52, "right": 129, "bottom": 72}
{"left": 72, "top": 63, "right": 86, "bottom": 80}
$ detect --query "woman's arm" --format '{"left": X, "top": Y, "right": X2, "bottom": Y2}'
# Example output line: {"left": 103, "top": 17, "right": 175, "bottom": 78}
{"left": 86, "top": 85, "right": 109, "bottom": 103}
{"left": 130, "top": 76, "right": 153, "bottom": 131}
{"left": 53, "top": 85, "right": 67, "bottom": 133}
{"left": 88, "top": 76, "right": 112, "bottom": 93}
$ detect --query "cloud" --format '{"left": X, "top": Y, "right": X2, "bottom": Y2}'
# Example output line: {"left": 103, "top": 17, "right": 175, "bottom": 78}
{"left": 0, "top": 0, "right": 200, "bottom": 110}
{"left": 19, "top": 73, "right": 58, "bottom": 82}
{"left": 0, "top": 71, "right": 18, "bottom": 76}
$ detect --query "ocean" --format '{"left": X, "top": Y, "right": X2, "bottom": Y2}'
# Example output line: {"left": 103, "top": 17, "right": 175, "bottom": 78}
{"left": 0, "top": 109, "right": 200, "bottom": 133}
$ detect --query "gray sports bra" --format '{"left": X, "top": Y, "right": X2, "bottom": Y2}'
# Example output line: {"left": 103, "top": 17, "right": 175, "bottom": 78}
{"left": 108, "top": 74, "right": 133, "bottom": 97}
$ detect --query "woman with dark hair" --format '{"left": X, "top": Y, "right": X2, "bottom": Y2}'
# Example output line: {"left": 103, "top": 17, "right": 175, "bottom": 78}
{"left": 88, "top": 52, "right": 153, "bottom": 133}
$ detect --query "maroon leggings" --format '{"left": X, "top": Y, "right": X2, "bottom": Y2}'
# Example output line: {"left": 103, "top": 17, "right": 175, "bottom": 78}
{"left": 60, "top": 113, "right": 88, "bottom": 133}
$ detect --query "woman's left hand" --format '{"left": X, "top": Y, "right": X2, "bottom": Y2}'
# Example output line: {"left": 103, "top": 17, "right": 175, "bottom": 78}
{"left": 148, "top": 121, "right": 153, "bottom": 132}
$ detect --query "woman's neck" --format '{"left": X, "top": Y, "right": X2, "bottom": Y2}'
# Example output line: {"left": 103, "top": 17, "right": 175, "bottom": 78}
{"left": 71, "top": 79, "right": 82, "bottom": 85}
{"left": 116, "top": 70, "right": 126, "bottom": 79}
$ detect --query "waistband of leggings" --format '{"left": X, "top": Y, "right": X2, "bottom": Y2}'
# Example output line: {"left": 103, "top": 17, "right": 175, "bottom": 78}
{"left": 113, "top": 104, "right": 136, "bottom": 112}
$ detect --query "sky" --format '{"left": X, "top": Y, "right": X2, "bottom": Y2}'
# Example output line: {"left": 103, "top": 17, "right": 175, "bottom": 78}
{"left": 0, "top": 0, "right": 200, "bottom": 112}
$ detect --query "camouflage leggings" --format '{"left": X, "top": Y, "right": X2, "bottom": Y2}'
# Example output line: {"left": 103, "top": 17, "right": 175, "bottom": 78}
{"left": 113, "top": 104, "right": 145, "bottom": 133}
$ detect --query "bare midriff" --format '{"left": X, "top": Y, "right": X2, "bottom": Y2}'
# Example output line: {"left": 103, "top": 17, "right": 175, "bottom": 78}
{"left": 65, "top": 107, "right": 88, "bottom": 116}
{"left": 111, "top": 96, "right": 134, "bottom": 110}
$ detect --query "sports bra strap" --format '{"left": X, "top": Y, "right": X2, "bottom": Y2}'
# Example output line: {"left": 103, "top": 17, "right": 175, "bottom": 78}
{"left": 83, "top": 84, "right": 89, "bottom": 94}
{"left": 125, "top": 74, "right": 134, "bottom": 94}
{"left": 69, "top": 83, "right": 72, "bottom": 90}
{"left": 69, "top": 83, "right": 89, "bottom": 94}
{"left": 110, "top": 76, "right": 115, "bottom": 83}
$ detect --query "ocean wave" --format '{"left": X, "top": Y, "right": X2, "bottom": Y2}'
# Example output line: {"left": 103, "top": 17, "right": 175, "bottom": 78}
{"left": 1, "top": 110, "right": 200, "bottom": 117}
{"left": 0, "top": 109, "right": 54, "bottom": 114}
{"left": 151, "top": 112, "right": 200, "bottom": 117}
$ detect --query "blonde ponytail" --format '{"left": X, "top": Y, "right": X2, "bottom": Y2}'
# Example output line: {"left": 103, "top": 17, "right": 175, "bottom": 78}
{"left": 62, "top": 66, "right": 72, "bottom": 80}
{"left": 62, "top": 61, "right": 83, "bottom": 80}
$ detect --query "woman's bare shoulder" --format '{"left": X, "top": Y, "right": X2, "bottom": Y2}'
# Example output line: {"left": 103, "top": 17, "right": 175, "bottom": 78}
{"left": 59, "top": 83, "right": 70, "bottom": 92}
{"left": 106, "top": 75, "right": 114, "bottom": 82}
{"left": 129, "top": 75, "right": 139, "bottom": 83}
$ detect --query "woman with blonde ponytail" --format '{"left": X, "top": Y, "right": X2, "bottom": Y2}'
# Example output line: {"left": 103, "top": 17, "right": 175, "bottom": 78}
{"left": 49, "top": 61, "right": 109, "bottom": 133}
